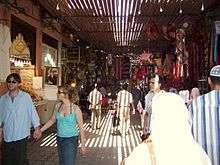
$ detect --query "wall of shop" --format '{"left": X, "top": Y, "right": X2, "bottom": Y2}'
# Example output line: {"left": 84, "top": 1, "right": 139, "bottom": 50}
{"left": 0, "top": 0, "right": 72, "bottom": 79}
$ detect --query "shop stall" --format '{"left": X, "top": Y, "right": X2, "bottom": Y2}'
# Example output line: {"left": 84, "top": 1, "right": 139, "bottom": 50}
{"left": 9, "top": 33, "right": 45, "bottom": 113}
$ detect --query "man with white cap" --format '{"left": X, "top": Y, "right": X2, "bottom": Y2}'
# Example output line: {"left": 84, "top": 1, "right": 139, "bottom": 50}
{"left": 189, "top": 65, "right": 220, "bottom": 165}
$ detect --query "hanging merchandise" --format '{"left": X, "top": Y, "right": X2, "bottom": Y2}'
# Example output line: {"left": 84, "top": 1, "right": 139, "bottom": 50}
{"left": 217, "top": 35, "right": 220, "bottom": 65}
{"left": 146, "top": 20, "right": 159, "bottom": 40}
{"left": 131, "top": 50, "right": 157, "bottom": 81}
{"left": 174, "top": 28, "right": 189, "bottom": 79}
{"left": 214, "top": 21, "right": 220, "bottom": 64}
{"left": 162, "top": 24, "right": 176, "bottom": 42}
{"left": 138, "top": 50, "right": 154, "bottom": 64}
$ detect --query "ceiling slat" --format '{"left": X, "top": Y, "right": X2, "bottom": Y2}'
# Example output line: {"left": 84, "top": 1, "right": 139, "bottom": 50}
{"left": 91, "top": 0, "right": 99, "bottom": 16}
{"left": 79, "top": 0, "right": 90, "bottom": 15}
{"left": 40, "top": 0, "right": 217, "bottom": 53}
{"left": 93, "top": 0, "right": 102, "bottom": 16}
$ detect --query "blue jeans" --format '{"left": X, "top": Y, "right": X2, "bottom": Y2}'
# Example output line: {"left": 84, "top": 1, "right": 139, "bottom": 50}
{"left": 57, "top": 136, "right": 78, "bottom": 165}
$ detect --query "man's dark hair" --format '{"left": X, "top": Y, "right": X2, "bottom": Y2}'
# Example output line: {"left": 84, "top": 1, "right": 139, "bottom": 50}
{"left": 6, "top": 73, "right": 21, "bottom": 83}
{"left": 210, "top": 76, "right": 220, "bottom": 85}
{"left": 122, "top": 83, "right": 128, "bottom": 90}
{"left": 148, "top": 73, "right": 163, "bottom": 84}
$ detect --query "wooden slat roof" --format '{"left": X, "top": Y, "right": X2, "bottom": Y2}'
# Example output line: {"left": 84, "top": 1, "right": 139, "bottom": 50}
{"left": 39, "top": 0, "right": 218, "bottom": 53}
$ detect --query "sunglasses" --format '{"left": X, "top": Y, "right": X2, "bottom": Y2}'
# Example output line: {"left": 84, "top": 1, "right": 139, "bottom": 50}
{"left": 57, "top": 91, "right": 66, "bottom": 94}
{"left": 7, "top": 80, "right": 17, "bottom": 84}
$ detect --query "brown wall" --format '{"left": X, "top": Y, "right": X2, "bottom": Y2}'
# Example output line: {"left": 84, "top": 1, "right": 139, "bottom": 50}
{"left": 0, "top": 0, "right": 72, "bottom": 76}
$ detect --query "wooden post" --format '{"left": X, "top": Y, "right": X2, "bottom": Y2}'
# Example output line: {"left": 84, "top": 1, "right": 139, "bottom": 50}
{"left": 36, "top": 29, "right": 43, "bottom": 76}
{"left": 0, "top": 4, "right": 11, "bottom": 81}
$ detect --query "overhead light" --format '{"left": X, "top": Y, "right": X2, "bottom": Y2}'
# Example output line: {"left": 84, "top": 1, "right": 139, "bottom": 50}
{"left": 160, "top": 6, "right": 163, "bottom": 13}
{"left": 201, "top": 3, "right": 204, "bottom": 11}
{"left": 56, "top": 4, "right": 60, "bottom": 10}
{"left": 77, "top": 39, "right": 80, "bottom": 42}
{"left": 70, "top": 34, "right": 73, "bottom": 40}
{"left": 138, "top": 10, "right": 141, "bottom": 15}
{"left": 179, "top": 8, "right": 183, "bottom": 14}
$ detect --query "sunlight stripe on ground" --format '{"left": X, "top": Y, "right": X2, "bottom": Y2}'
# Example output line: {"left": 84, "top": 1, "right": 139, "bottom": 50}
{"left": 99, "top": 113, "right": 112, "bottom": 147}
{"left": 49, "top": 138, "right": 57, "bottom": 147}
{"left": 103, "top": 114, "right": 112, "bottom": 147}
{"left": 89, "top": 138, "right": 95, "bottom": 148}
{"left": 40, "top": 133, "right": 57, "bottom": 147}
{"left": 39, "top": 111, "right": 142, "bottom": 165}
{"left": 45, "top": 136, "right": 56, "bottom": 146}
{"left": 41, "top": 133, "right": 56, "bottom": 142}
{"left": 126, "top": 135, "right": 132, "bottom": 154}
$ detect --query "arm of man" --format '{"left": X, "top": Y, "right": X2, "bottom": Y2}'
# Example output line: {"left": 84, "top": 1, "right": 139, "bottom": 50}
{"left": 129, "top": 94, "right": 135, "bottom": 114}
{"left": 27, "top": 95, "right": 40, "bottom": 128}
{"left": 0, "top": 98, "right": 3, "bottom": 127}
{"left": 0, "top": 106, "right": 2, "bottom": 142}
{"left": 143, "top": 94, "right": 150, "bottom": 135}
{"left": 187, "top": 100, "right": 195, "bottom": 128}
{"left": 144, "top": 93, "right": 151, "bottom": 112}
{"left": 99, "top": 93, "right": 103, "bottom": 105}
{"left": 26, "top": 94, "right": 41, "bottom": 139}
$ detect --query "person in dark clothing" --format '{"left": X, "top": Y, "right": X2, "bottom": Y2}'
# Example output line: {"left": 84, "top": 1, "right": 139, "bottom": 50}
{"left": 131, "top": 83, "right": 142, "bottom": 110}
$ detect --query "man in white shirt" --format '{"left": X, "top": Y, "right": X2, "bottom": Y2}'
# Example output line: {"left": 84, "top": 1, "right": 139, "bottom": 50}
{"left": 116, "top": 83, "right": 135, "bottom": 137}
{"left": 88, "top": 84, "right": 102, "bottom": 129}
{"left": 142, "top": 74, "right": 164, "bottom": 139}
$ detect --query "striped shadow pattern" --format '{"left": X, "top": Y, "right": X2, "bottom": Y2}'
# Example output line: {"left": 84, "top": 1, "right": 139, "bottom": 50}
{"left": 39, "top": 111, "right": 141, "bottom": 164}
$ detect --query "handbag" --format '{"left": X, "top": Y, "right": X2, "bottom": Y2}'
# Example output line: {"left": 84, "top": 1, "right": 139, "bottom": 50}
{"left": 113, "top": 114, "right": 120, "bottom": 127}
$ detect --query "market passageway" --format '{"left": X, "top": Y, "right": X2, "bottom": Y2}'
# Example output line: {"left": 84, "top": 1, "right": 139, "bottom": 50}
{"left": 0, "top": 111, "right": 141, "bottom": 165}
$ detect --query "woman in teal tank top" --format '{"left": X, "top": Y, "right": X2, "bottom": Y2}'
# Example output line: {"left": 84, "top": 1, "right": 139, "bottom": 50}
{"left": 38, "top": 85, "right": 86, "bottom": 165}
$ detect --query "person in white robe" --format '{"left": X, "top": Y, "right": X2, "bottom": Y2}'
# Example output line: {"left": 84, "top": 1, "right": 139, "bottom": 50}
{"left": 123, "top": 93, "right": 211, "bottom": 165}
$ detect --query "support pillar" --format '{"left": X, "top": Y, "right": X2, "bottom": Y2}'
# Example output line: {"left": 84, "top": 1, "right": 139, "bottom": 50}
{"left": 0, "top": 4, "right": 11, "bottom": 81}
{"left": 58, "top": 41, "right": 62, "bottom": 86}
{"left": 36, "top": 29, "right": 43, "bottom": 76}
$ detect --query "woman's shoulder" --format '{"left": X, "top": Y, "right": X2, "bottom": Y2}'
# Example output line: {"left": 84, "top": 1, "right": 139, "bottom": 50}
{"left": 54, "top": 101, "right": 62, "bottom": 111}
{"left": 71, "top": 103, "right": 80, "bottom": 111}
{"left": 71, "top": 103, "right": 79, "bottom": 108}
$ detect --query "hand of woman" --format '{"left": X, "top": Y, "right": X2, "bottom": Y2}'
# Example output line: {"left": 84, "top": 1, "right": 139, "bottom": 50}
{"left": 79, "top": 146, "right": 87, "bottom": 156}
{"left": 33, "top": 129, "right": 42, "bottom": 140}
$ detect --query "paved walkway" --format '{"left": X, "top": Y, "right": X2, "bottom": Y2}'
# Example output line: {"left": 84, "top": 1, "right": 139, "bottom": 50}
{"left": 1, "top": 111, "right": 142, "bottom": 165}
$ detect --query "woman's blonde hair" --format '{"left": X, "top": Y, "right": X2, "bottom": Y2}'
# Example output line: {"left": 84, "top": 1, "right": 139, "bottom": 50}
{"left": 58, "top": 85, "right": 79, "bottom": 104}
